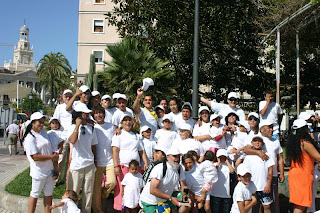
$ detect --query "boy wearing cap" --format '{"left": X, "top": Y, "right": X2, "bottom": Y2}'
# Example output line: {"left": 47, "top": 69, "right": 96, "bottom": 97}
{"left": 140, "top": 126, "right": 157, "bottom": 167}
{"left": 173, "top": 102, "right": 196, "bottom": 132}
{"left": 89, "top": 91, "right": 101, "bottom": 109}
{"left": 210, "top": 149, "right": 234, "bottom": 212}
{"left": 243, "top": 135, "right": 274, "bottom": 213}
{"left": 155, "top": 105, "right": 165, "bottom": 128}
{"left": 66, "top": 85, "right": 91, "bottom": 111}
{"left": 154, "top": 114, "right": 178, "bottom": 153}
{"left": 200, "top": 92, "right": 245, "bottom": 125}
{"left": 101, "top": 94, "right": 114, "bottom": 123}
{"left": 112, "top": 94, "right": 134, "bottom": 129}
{"left": 230, "top": 164, "right": 257, "bottom": 213}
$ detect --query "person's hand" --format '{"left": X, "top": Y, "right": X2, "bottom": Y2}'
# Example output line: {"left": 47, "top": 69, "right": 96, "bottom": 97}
{"left": 230, "top": 125, "right": 237, "bottom": 132}
{"left": 251, "top": 195, "right": 258, "bottom": 205}
{"left": 50, "top": 205, "right": 55, "bottom": 210}
{"left": 87, "top": 119, "right": 95, "bottom": 126}
{"left": 144, "top": 163, "right": 148, "bottom": 171}
{"left": 258, "top": 151, "right": 269, "bottom": 161}
{"left": 279, "top": 174, "right": 285, "bottom": 183}
{"left": 114, "top": 128, "right": 122, "bottom": 135}
{"left": 190, "top": 89, "right": 193, "bottom": 94}
{"left": 75, "top": 117, "right": 82, "bottom": 126}
{"left": 244, "top": 200, "right": 252, "bottom": 206}
{"left": 265, "top": 94, "right": 272, "bottom": 103}
{"left": 171, "top": 197, "right": 180, "bottom": 207}
{"left": 114, "top": 166, "right": 120, "bottom": 176}
{"left": 264, "top": 185, "right": 271, "bottom": 194}
{"left": 217, "top": 157, "right": 221, "bottom": 163}
{"left": 75, "top": 88, "right": 82, "bottom": 97}
{"left": 52, "top": 154, "right": 59, "bottom": 162}
{"left": 137, "top": 88, "right": 144, "bottom": 98}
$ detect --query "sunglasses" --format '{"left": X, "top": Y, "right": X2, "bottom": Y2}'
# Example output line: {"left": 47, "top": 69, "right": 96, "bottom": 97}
{"left": 248, "top": 117, "right": 258, "bottom": 121}
{"left": 80, "top": 126, "right": 86, "bottom": 135}
{"left": 229, "top": 98, "right": 238, "bottom": 102}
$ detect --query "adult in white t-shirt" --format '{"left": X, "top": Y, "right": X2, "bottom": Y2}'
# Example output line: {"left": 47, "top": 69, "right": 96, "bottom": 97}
{"left": 111, "top": 114, "right": 148, "bottom": 211}
{"left": 246, "top": 112, "right": 260, "bottom": 145}
{"left": 23, "top": 112, "right": 58, "bottom": 213}
{"left": 65, "top": 85, "right": 91, "bottom": 112}
{"left": 172, "top": 102, "right": 196, "bottom": 132}
{"left": 193, "top": 106, "right": 211, "bottom": 141}
{"left": 168, "top": 97, "right": 182, "bottom": 129}
{"left": 67, "top": 104, "right": 97, "bottom": 213}
{"left": 259, "top": 90, "right": 283, "bottom": 135}
{"left": 200, "top": 92, "right": 245, "bottom": 124}
{"left": 91, "top": 105, "right": 116, "bottom": 213}
{"left": 133, "top": 88, "right": 158, "bottom": 138}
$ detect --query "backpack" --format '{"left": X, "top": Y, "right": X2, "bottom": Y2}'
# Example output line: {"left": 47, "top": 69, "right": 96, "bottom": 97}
{"left": 142, "top": 160, "right": 181, "bottom": 183}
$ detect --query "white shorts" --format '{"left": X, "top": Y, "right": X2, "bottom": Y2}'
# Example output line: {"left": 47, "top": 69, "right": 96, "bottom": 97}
{"left": 30, "top": 175, "right": 55, "bottom": 198}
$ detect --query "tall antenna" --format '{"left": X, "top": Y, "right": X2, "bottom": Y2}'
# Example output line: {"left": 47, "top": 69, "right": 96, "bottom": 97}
{"left": 24, "top": 19, "right": 26, "bottom": 25}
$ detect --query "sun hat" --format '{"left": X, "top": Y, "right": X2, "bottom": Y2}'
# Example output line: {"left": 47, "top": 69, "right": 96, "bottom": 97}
{"left": 248, "top": 112, "right": 259, "bottom": 119}
{"left": 179, "top": 123, "right": 192, "bottom": 131}
{"left": 228, "top": 92, "right": 238, "bottom": 99}
{"left": 79, "top": 85, "right": 90, "bottom": 93}
{"left": 237, "top": 163, "right": 251, "bottom": 176}
{"left": 140, "top": 125, "right": 151, "bottom": 134}
{"left": 166, "top": 147, "right": 181, "bottom": 156}
{"left": 251, "top": 134, "right": 264, "bottom": 142}
{"left": 120, "top": 113, "right": 133, "bottom": 122}
{"left": 299, "top": 111, "right": 312, "bottom": 121}
{"left": 210, "top": 114, "right": 222, "bottom": 122}
{"left": 101, "top": 94, "right": 111, "bottom": 100}
{"left": 216, "top": 149, "right": 228, "bottom": 157}
{"left": 292, "top": 119, "right": 310, "bottom": 130}
{"left": 74, "top": 103, "right": 92, "bottom": 113}
{"left": 118, "top": 94, "right": 127, "bottom": 101}
{"left": 198, "top": 106, "right": 210, "bottom": 114}
{"left": 154, "top": 144, "right": 167, "bottom": 155}
{"left": 155, "top": 105, "right": 165, "bottom": 111}
{"left": 30, "top": 112, "right": 47, "bottom": 122}
{"left": 162, "top": 114, "right": 173, "bottom": 122}
{"left": 112, "top": 93, "right": 121, "bottom": 100}
{"left": 49, "top": 117, "right": 60, "bottom": 124}
{"left": 181, "top": 102, "right": 193, "bottom": 111}
{"left": 91, "top": 91, "right": 101, "bottom": 97}
{"left": 142, "top": 78, "right": 154, "bottom": 91}
{"left": 259, "top": 120, "right": 273, "bottom": 129}
{"left": 238, "top": 120, "right": 250, "bottom": 132}
{"left": 63, "top": 89, "right": 73, "bottom": 95}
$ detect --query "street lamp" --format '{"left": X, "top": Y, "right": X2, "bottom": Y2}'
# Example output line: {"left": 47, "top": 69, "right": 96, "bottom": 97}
{"left": 29, "top": 92, "right": 33, "bottom": 116}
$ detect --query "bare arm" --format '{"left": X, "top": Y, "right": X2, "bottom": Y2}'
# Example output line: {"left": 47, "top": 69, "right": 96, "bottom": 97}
{"left": 50, "top": 201, "right": 64, "bottom": 210}
{"left": 226, "top": 160, "right": 235, "bottom": 173}
{"left": 243, "top": 145, "right": 269, "bottom": 161}
{"left": 278, "top": 153, "right": 285, "bottom": 183}
{"left": 200, "top": 96, "right": 212, "bottom": 108}
{"left": 66, "top": 89, "right": 81, "bottom": 111}
{"left": 68, "top": 122, "right": 81, "bottom": 144}
{"left": 31, "top": 154, "right": 58, "bottom": 162}
{"left": 112, "top": 146, "right": 120, "bottom": 176}
{"left": 139, "top": 150, "right": 149, "bottom": 170}
{"left": 264, "top": 166, "right": 273, "bottom": 194}
{"left": 260, "top": 102, "right": 269, "bottom": 116}
{"left": 150, "top": 178, "right": 180, "bottom": 207}
{"left": 302, "top": 140, "right": 320, "bottom": 161}
{"left": 92, "top": 145, "right": 97, "bottom": 167}
{"left": 238, "top": 193, "right": 257, "bottom": 213}
{"left": 194, "top": 135, "right": 211, "bottom": 142}
{"left": 133, "top": 88, "right": 143, "bottom": 115}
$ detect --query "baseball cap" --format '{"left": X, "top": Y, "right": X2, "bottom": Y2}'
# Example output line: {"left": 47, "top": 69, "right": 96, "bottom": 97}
{"left": 228, "top": 92, "right": 238, "bottom": 99}
{"left": 91, "top": 91, "right": 101, "bottom": 97}
{"left": 259, "top": 120, "right": 273, "bottom": 129}
{"left": 166, "top": 147, "right": 181, "bottom": 155}
{"left": 210, "top": 114, "right": 222, "bottom": 122}
{"left": 155, "top": 105, "right": 165, "bottom": 111}
{"left": 112, "top": 93, "right": 121, "bottom": 100}
{"left": 118, "top": 94, "right": 127, "bottom": 101}
{"left": 49, "top": 117, "right": 60, "bottom": 124}
{"left": 248, "top": 112, "right": 259, "bottom": 119}
{"left": 140, "top": 125, "right": 151, "bottom": 134}
{"left": 251, "top": 134, "right": 264, "bottom": 142}
{"left": 198, "top": 106, "right": 209, "bottom": 114}
{"left": 142, "top": 78, "right": 154, "bottom": 91}
{"left": 101, "top": 94, "right": 111, "bottom": 100}
{"left": 162, "top": 114, "right": 173, "bottom": 122}
{"left": 237, "top": 164, "right": 251, "bottom": 176}
{"left": 30, "top": 112, "right": 47, "bottom": 122}
{"left": 182, "top": 102, "right": 193, "bottom": 111}
{"left": 74, "top": 103, "right": 92, "bottom": 113}
{"left": 216, "top": 149, "right": 227, "bottom": 157}
{"left": 120, "top": 113, "right": 132, "bottom": 122}
{"left": 63, "top": 89, "right": 73, "bottom": 95}
{"left": 179, "top": 123, "right": 192, "bottom": 131}
{"left": 79, "top": 85, "right": 90, "bottom": 93}
{"left": 292, "top": 119, "right": 309, "bottom": 130}
{"left": 238, "top": 120, "right": 250, "bottom": 132}
{"left": 299, "top": 112, "right": 312, "bottom": 121}
{"left": 154, "top": 144, "right": 167, "bottom": 155}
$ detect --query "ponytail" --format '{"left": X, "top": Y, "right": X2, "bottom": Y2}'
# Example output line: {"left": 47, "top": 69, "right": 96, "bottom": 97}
{"left": 22, "top": 121, "right": 35, "bottom": 141}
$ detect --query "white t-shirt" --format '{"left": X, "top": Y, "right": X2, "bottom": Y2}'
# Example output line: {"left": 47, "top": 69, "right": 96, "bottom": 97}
{"left": 47, "top": 130, "right": 64, "bottom": 153}
{"left": 140, "top": 162, "right": 185, "bottom": 205}
{"left": 208, "top": 124, "right": 227, "bottom": 149}
{"left": 94, "top": 122, "right": 115, "bottom": 167}
{"left": 185, "top": 164, "right": 208, "bottom": 199}
{"left": 199, "top": 160, "right": 218, "bottom": 183}
{"left": 154, "top": 129, "right": 178, "bottom": 153}
{"left": 169, "top": 111, "right": 181, "bottom": 126}
{"left": 158, "top": 117, "right": 164, "bottom": 129}
{"left": 141, "top": 138, "right": 156, "bottom": 165}
{"left": 210, "top": 101, "right": 245, "bottom": 124}
{"left": 232, "top": 131, "right": 248, "bottom": 150}
{"left": 24, "top": 129, "right": 54, "bottom": 179}
{"left": 243, "top": 154, "right": 274, "bottom": 191}
{"left": 121, "top": 172, "right": 145, "bottom": 208}
{"left": 246, "top": 130, "right": 259, "bottom": 146}
{"left": 138, "top": 108, "right": 158, "bottom": 138}
{"left": 172, "top": 138, "right": 205, "bottom": 156}
{"left": 230, "top": 181, "right": 257, "bottom": 213}
{"left": 53, "top": 103, "right": 72, "bottom": 139}
{"left": 210, "top": 162, "right": 232, "bottom": 198}
{"left": 173, "top": 117, "right": 196, "bottom": 132}
{"left": 111, "top": 131, "right": 143, "bottom": 167}
{"left": 193, "top": 122, "right": 211, "bottom": 137}
{"left": 60, "top": 198, "right": 81, "bottom": 213}
{"left": 67, "top": 124, "right": 98, "bottom": 170}
{"left": 112, "top": 109, "right": 134, "bottom": 127}
{"left": 259, "top": 101, "right": 283, "bottom": 134}
{"left": 262, "top": 136, "right": 283, "bottom": 177}
{"left": 104, "top": 108, "right": 114, "bottom": 123}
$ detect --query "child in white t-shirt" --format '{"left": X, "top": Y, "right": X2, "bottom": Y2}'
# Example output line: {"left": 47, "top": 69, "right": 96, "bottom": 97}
{"left": 50, "top": 190, "right": 80, "bottom": 213}
{"left": 243, "top": 135, "right": 274, "bottom": 213}
{"left": 230, "top": 164, "right": 257, "bottom": 213}
{"left": 208, "top": 114, "right": 228, "bottom": 151}
{"left": 47, "top": 117, "right": 64, "bottom": 180}
{"left": 140, "top": 126, "right": 156, "bottom": 166}
{"left": 154, "top": 114, "right": 177, "bottom": 153}
{"left": 229, "top": 120, "right": 249, "bottom": 167}
{"left": 121, "top": 160, "right": 145, "bottom": 212}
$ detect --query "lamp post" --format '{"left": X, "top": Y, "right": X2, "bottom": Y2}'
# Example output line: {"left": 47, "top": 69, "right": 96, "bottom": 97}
{"left": 29, "top": 92, "right": 33, "bottom": 116}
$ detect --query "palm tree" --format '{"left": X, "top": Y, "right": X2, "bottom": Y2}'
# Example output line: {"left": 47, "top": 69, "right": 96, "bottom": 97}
{"left": 37, "top": 52, "right": 72, "bottom": 107}
{"left": 97, "top": 38, "right": 176, "bottom": 103}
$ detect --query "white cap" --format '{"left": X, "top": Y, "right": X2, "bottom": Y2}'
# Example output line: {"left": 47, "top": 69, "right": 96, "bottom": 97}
{"left": 248, "top": 112, "right": 259, "bottom": 119}
{"left": 210, "top": 114, "right": 222, "bottom": 122}
{"left": 154, "top": 144, "right": 167, "bottom": 155}
{"left": 292, "top": 119, "right": 309, "bottom": 130}
{"left": 63, "top": 89, "right": 73, "bottom": 95}
{"left": 198, "top": 106, "right": 209, "bottom": 114}
{"left": 30, "top": 112, "right": 46, "bottom": 122}
{"left": 120, "top": 113, "right": 132, "bottom": 122}
{"left": 49, "top": 117, "right": 60, "bottom": 124}
{"left": 112, "top": 93, "right": 121, "bottom": 100}
{"left": 259, "top": 120, "right": 273, "bottom": 129}
{"left": 162, "top": 114, "right": 173, "bottom": 122}
{"left": 101, "top": 94, "right": 111, "bottom": 100}
{"left": 166, "top": 147, "right": 181, "bottom": 155}
{"left": 179, "top": 123, "right": 192, "bottom": 131}
{"left": 91, "top": 91, "right": 101, "bottom": 97}
{"left": 155, "top": 105, "right": 165, "bottom": 111}
{"left": 182, "top": 102, "right": 193, "bottom": 111}
{"left": 228, "top": 92, "right": 238, "bottom": 99}
{"left": 74, "top": 103, "right": 92, "bottom": 113}
{"left": 118, "top": 94, "right": 127, "bottom": 101}
{"left": 79, "top": 85, "right": 90, "bottom": 93}
{"left": 216, "top": 149, "right": 227, "bottom": 157}
{"left": 142, "top": 78, "right": 154, "bottom": 91}
{"left": 299, "top": 111, "right": 312, "bottom": 121}
{"left": 140, "top": 125, "right": 151, "bottom": 134}
{"left": 238, "top": 120, "right": 250, "bottom": 132}
{"left": 251, "top": 134, "right": 264, "bottom": 142}
{"left": 237, "top": 164, "right": 251, "bottom": 176}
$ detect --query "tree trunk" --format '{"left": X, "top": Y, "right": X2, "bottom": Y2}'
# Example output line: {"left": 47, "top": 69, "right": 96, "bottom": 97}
{"left": 50, "top": 72, "right": 54, "bottom": 107}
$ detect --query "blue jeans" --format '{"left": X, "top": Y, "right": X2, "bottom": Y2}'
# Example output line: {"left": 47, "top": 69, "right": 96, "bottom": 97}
{"left": 210, "top": 196, "right": 231, "bottom": 213}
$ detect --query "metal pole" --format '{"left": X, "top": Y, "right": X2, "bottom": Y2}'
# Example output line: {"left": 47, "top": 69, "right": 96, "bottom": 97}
{"left": 192, "top": 0, "right": 199, "bottom": 118}
{"left": 276, "top": 28, "right": 281, "bottom": 104}
{"left": 17, "top": 80, "right": 19, "bottom": 109}
{"left": 296, "top": 31, "right": 300, "bottom": 115}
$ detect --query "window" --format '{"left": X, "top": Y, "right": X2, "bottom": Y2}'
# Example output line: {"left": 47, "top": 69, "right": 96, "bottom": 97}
{"left": 93, "top": 50, "right": 103, "bottom": 64}
{"left": 93, "top": 20, "right": 104, "bottom": 33}
{"left": 94, "top": 0, "right": 105, "bottom": 3}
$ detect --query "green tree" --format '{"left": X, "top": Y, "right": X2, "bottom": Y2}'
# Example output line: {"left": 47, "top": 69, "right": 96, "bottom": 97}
{"left": 97, "top": 38, "right": 175, "bottom": 103}
{"left": 37, "top": 52, "right": 72, "bottom": 107}
{"left": 84, "top": 54, "right": 97, "bottom": 91}
{"left": 20, "top": 93, "right": 44, "bottom": 114}
{"left": 107, "top": 0, "right": 270, "bottom": 103}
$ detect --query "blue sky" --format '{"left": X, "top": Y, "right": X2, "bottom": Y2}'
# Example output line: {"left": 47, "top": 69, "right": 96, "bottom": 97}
{"left": 0, "top": 1, "right": 79, "bottom": 70}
